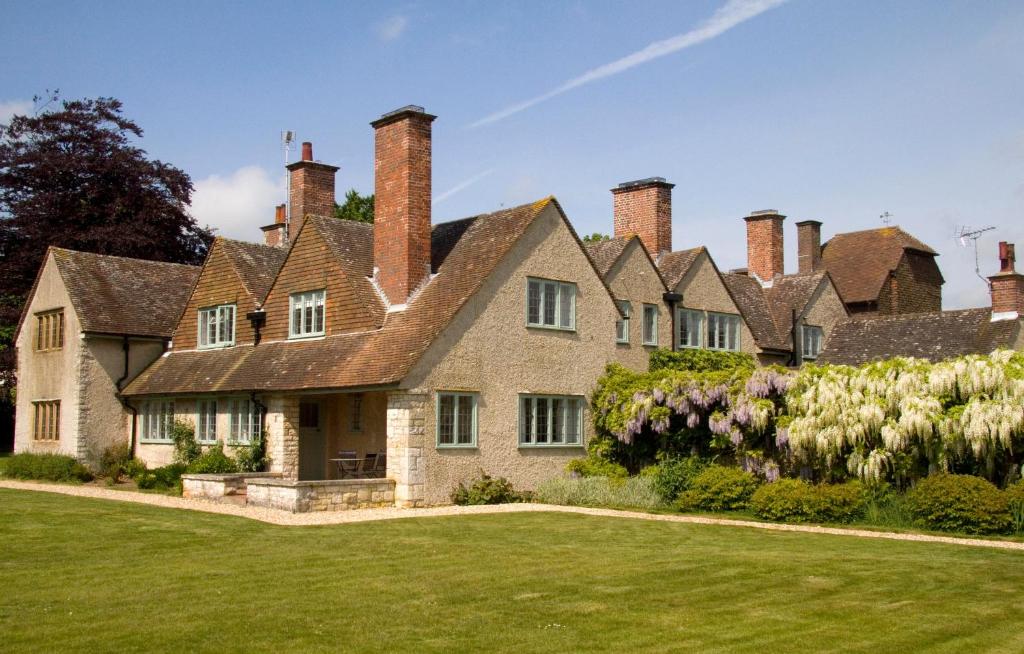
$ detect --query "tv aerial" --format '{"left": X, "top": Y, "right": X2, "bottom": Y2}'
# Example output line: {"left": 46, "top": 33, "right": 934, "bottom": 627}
{"left": 955, "top": 224, "right": 996, "bottom": 286}
{"left": 281, "top": 131, "right": 296, "bottom": 238}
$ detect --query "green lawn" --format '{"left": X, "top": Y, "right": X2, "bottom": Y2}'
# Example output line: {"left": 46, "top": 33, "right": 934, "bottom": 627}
{"left": 2, "top": 490, "right": 1024, "bottom": 653}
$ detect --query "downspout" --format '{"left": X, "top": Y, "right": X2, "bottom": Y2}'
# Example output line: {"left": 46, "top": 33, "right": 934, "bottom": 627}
{"left": 247, "top": 309, "right": 267, "bottom": 346}
{"left": 115, "top": 335, "right": 138, "bottom": 457}
{"left": 662, "top": 292, "right": 683, "bottom": 350}
{"left": 790, "top": 308, "right": 799, "bottom": 367}
{"left": 250, "top": 391, "right": 268, "bottom": 472}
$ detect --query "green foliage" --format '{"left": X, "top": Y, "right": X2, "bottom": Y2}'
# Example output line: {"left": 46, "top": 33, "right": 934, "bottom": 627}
{"left": 99, "top": 442, "right": 135, "bottom": 483}
{"left": 136, "top": 463, "right": 186, "bottom": 493}
{"left": 648, "top": 348, "right": 756, "bottom": 374}
{"left": 451, "top": 471, "right": 527, "bottom": 505}
{"left": 3, "top": 453, "right": 93, "bottom": 482}
{"left": 1007, "top": 482, "right": 1024, "bottom": 535}
{"left": 906, "top": 474, "right": 1011, "bottom": 535}
{"left": 234, "top": 433, "right": 268, "bottom": 473}
{"left": 333, "top": 188, "right": 374, "bottom": 223}
{"left": 650, "top": 456, "right": 710, "bottom": 502}
{"left": 186, "top": 444, "right": 240, "bottom": 475}
{"left": 675, "top": 465, "right": 760, "bottom": 512}
{"left": 534, "top": 475, "right": 664, "bottom": 511}
{"left": 750, "top": 479, "right": 868, "bottom": 523}
{"left": 566, "top": 453, "right": 628, "bottom": 479}
{"left": 172, "top": 421, "right": 201, "bottom": 466}
{"left": 581, "top": 232, "right": 610, "bottom": 243}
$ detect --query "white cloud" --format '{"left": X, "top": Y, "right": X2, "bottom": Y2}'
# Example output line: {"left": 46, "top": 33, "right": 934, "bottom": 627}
{"left": 189, "top": 166, "right": 285, "bottom": 241}
{"left": 0, "top": 99, "right": 33, "bottom": 125}
{"left": 469, "top": 0, "right": 788, "bottom": 128}
{"left": 376, "top": 15, "right": 409, "bottom": 42}
{"left": 433, "top": 168, "right": 496, "bottom": 205}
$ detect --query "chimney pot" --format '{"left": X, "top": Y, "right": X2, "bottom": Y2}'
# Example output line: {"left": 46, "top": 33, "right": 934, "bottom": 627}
{"left": 301, "top": 142, "right": 313, "bottom": 161}
{"left": 275, "top": 204, "right": 286, "bottom": 224}
{"left": 744, "top": 210, "right": 786, "bottom": 282}
{"left": 999, "top": 241, "right": 1015, "bottom": 273}
{"left": 611, "top": 177, "right": 674, "bottom": 257}
{"left": 286, "top": 142, "right": 339, "bottom": 240}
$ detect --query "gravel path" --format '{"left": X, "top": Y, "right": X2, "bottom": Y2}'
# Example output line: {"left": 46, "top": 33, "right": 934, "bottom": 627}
{"left": 3, "top": 479, "right": 1023, "bottom": 551}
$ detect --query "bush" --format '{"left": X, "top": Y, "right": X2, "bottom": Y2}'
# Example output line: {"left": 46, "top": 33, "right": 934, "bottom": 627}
{"left": 186, "top": 444, "right": 240, "bottom": 475}
{"left": 566, "top": 454, "right": 628, "bottom": 480}
{"left": 534, "top": 476, "right": 664, "bottom": 511}
{"left": 650, "top": 456, "right": 709, "bottom": 502}
{"left": 675, "top": 465, "right": 759, "bottom": 512}
{"left": 648, "top": 348, "right": 755, "bottom": 374}
{"left": 234, "top": 434, "right": 268, "bottom": 473}
{"left": 136, "top": 463, "right": 187, "bottom": 492}
{"left": 172, "top": 421, "right": 201, "bottom": 466}
{"left": 751, "top": 479, "right": 868, "bottom": 523}
{"left": 1006, "top": 481, "right": 1024, "bottom": 535}
{"left": 906, "top": 474, "right": 1011, "bottom": 535}
{"left": 451, "top": 472, "right": 527, "bottom": 505}
{"left": 99, "top": 442, "right": 134, "bottom": 483}
{"left": 3, "top": 453, "right": 93, "bottom": 483}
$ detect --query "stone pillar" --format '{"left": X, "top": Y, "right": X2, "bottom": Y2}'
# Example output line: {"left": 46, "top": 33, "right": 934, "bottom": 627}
{"left": 264, "top": 395, "right": 300, "bottom": 480}
{"left": 386, "top": 391, "right": 428, "bottom": 507}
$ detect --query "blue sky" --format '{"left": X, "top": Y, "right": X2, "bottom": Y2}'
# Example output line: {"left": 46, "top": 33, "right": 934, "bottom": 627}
{"left": 2, "top": 0, "right": 1022, "bottom": 308}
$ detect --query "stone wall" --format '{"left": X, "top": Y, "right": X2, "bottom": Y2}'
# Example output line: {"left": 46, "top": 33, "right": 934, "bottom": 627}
{"left": 246, "top": 477, "right": 395, "bottom": 512}
{"left": 181, "top": 472, "right": 282, "bottom": 501}
{"left": 386, "top": 392, "right": 427, "bottom": 507}
{"left": 264, "top": 394, "right": 300, "bottom": 478}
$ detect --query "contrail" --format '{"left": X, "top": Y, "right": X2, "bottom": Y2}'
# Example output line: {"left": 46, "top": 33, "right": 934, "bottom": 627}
{"left": 433, "top": 168, "right": 496, "bottom": 204}
{"left": 468, "top": 0, "right": 788, "bottom": 128}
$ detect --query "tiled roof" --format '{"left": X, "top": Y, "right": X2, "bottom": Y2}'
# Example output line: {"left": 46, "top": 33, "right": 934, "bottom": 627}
{"left": 763, "top": 272, "right": 829, "bottom": 347}
{"left": 584, "top": 237, "right": 632, "bottom": 277}
{"left": 124, "top": 198, "right": 580, "bottom": 395}
{"left": 818, "top": 309, "right": 1020, "bottom": 366}
{"left": 819, "top": 226, "right": 938, "bottom": 304}
{"left": 51, "top": 248, "right": 201, "bottom": 338}
{"left": 721, "top": 273, "right": 790, "bottom": 352}
{"left": 658, "top": 247, "right": 704, "bottom": 290}
{"left": 218, "top": 239, "right": 288, "bottom": 305}
{"left": 306, "top": 216, "right": 387, "bottom": 327}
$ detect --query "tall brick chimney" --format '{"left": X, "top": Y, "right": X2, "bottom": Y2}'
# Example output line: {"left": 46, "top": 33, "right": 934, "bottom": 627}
{"left": 990, "top": 241, "right": 1024, "bottom": 319}
{"left": 261, "top": 204, "right": 287, "bottom": 247}
{"left": 286, "top": 141, "right": 338, "bottom": 241}
{"left": 745, "top": 210, "right": 785, "bottom": 283}
{"left": 611, "top": 178, "right": 674, "bottom": 257}
{"left": 796, "top": 220, "right": 822, "bottom": 274}
{"left": 371, "top": 105, "right": 436, "bottom": 306}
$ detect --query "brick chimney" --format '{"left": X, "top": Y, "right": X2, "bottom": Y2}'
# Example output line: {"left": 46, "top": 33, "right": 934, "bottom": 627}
{"left": 261, "top": 204, "right": 287, "bottom": 247}
{"left": 796, "top": 220, "right": 822, "bottom": 274}
{"left": 286, "top": 141, "right": 339, "bottom": 241}
{"left": 990, "top": 241, "right": 1024, "bottom": 319}
{"left": 745, "top": 210, "right": 785, "bottom": 283}
{"left": 611, "top": 178, "right": 674, "bottom": 257}
{"left": 371, "top": 105, "right": 436, "bottom": 306}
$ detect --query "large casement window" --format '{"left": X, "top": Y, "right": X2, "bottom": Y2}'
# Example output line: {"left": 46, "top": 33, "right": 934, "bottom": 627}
{"left": 436, "top": 392, "right": 478, "bottom": 447}
{"left": 802, "top": 325, "right": 824, "bottom": 360}
{"left": 196, "top": 399, "right": 218, "bottom": 443}
{"left": 35, "top": 310, "right": 64, "bottom": 352}
{"left": 677, "top": 309, "right": 705, "bottom": 349}
{"left": 228, "top": 398, "right": 261, "bottom": 444}
{"left": 642, "top": 304, "right": 659, "bottom": 346}
{"left": 32, "top": 400, "right": 60, "bottom": 441}
{"left": 140, "top": 400, "right": 175, "bottom": 442}
{"left": 198, "top": 304, "right": 235, "bottom": 349}
{"left": 519, "top": 395, "right": 583, "bottom": 446}
{"left": 289, "top": 289, "right": 326, "bottom": 339}
{"left": 615, "top": 301, "right": 631, "bottom": 343}
{"left": 707, "top": 312, "right": 741, "bottom": 351}
{"left": 526, "top": 278, "right": 576, "bottom": 330}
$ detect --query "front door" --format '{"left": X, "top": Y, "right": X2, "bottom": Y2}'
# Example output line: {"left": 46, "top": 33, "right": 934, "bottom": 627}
{"left": 298, "top": 400, "right": 325, "bottom": 481}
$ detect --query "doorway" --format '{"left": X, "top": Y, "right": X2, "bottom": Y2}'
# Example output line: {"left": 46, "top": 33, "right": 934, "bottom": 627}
{"left": 298, "top": 400, "right": 326, "bottom": 480}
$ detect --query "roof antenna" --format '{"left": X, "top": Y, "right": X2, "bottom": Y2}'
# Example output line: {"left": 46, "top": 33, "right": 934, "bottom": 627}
{"left": 282, "top": 130, "right": 296, "bottom": 240}
{"left": 955, "top": 224, "right": 997, "bottom": 287}
{"left": 879, "top": 211, "right": 893, "bottom": 226}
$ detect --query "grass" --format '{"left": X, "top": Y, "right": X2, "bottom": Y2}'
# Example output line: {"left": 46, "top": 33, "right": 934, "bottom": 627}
{"left": 2, "top": 490, "right": 1024, "bottom": 653}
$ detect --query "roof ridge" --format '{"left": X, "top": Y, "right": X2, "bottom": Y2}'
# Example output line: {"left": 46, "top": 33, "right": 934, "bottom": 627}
{"left": 51, "top": 246, "right": 200, "bottom": 270}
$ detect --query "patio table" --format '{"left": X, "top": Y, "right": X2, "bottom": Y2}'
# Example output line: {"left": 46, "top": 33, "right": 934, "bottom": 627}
{"left": 329, "top": 457, "right": 365, "bottom": 479}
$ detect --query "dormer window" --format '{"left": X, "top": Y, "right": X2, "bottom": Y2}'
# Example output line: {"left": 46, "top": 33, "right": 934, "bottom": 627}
{"left": 802, "top": 325, "right": 824, "bottom": 360}
{"left": 198, "top": 304, "right": 236, "bottom": 349}
{"left": 289, "top": 289, "right": 326, "bottom": 339}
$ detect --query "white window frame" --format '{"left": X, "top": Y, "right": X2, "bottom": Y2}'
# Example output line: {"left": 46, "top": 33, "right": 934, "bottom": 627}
{"left": 195, "top": 399, "right": 218, "bottom": 443}
{"left": 436, "top": 392, "right": 478, "bottom": 448}
{"left": 289, "top": 289, "right": 326, "bottom": 339}
{"left": 642, "top": 304, "right": 659, "bottom": 346}
{"left": 519, "top": 395, "right": 584, "bottom": 447}
{"left": 197, "top": 304, "right": 236, "bottom": 349}
{"left": 228, "top": 398, "right": 261, "bottom": 445}
{"left": 802, "top": 324, "right": 824, "bottom": 360}
{"left": 677, "top": 308, "right": 705, "bottom": 349}
{"left": 526, "top": 278, "right": 576, "bottom": 331}
{"left": 140, "top": 399, "right": 175, "bottom": 443}
{"left": 615, "top": 301, "right": 631, "bottom": 344}
{"left": 707, "top": 312, "right": 741, "bottom": 352}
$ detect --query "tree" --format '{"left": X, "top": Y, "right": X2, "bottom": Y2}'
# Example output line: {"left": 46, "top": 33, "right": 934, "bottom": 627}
{"left": 582, "top": 232, "right": 611, "bottom": 243}
{"left": 334, "top": 188, "right": 374, "bottom": 223}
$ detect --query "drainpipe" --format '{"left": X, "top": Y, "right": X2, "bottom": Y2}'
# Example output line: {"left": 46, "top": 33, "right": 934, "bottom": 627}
{"left": 662, "top": 292, "right": 683, "bottom": 350}
{"left": 114, "top": 335, "right": 139, "bottom": 457}
{"left": 250, "top": 391, "right": 268, "bottom": 471}
{"left": 247, "top": 309, "right": 267, "bottom": 346}
{"left": 790, "top": 309, "right": 799, "bottom": 367}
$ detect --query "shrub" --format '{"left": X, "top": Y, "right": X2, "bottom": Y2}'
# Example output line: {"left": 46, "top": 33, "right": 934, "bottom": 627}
{"left": 751, "top": 479, "right": 868, "bottom": 523}
{"left": 3, "top": 453, "right": 93, "bottom": 483}
{"left": 99, "top": 442, "right": 134, "bottom": 483}
{"left": 650, "top": 456, "right": 709, "bottom": 502}
{"left": 675, "top": 465, "right": 759, "bottom": 512}
{"left": 1007, "top": 481, "right": 1024, "bottom": 535}
{"left": 451, "top": 472, "right": 527, "bottom": 505}
{"left": 534, "top": 475, "right": 664, "bottom": 511}
{"left": 186, "top": 444, "right": 240, "bottom": 475}
{"left": 648, "top": 348, "right": 755, "bottom": 374}
{"left": 566, "top": 454, "right": 628, "bottom": 480}
{"left": 136, "top": 463, "right": 186, "bottom": 492}
{"left": 234, "top": 433, "right": 268, "bottom": 473}
{"left": 172, "top": 421, "right": 201, "bottom": 466}
{"left": 906, "top": 474, "right": 1011, "bottom": 535}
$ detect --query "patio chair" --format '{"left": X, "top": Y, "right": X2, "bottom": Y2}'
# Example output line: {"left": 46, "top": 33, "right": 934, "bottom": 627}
{"left": 360, "top": 452, "right": 379, "bottom": 478}
{"left": 372, "top": 451, "right": 387, "bottom": 478}
{"left": 336, "top": 450, "right": 359, "bottom": 479}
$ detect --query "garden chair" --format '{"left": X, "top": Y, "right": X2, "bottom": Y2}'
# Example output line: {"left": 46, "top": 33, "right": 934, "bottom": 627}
{"left": 336, "top": 450, "right": 359, "bottom": 479}
{"left": 359, "top": 452, "right": 379, "bottom": 479}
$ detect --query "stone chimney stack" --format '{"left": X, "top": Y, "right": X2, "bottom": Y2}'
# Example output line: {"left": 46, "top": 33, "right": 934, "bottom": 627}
{"left": 744, "top": 210, "right": 786, "bottom": 283}
{"left": 796, "top": 220, "right": 822, "bottom": 274}
{"left": 990, "top": 241, "right": 1024, "bottom": 319}
{"left": 611, "top": 178, "right": 674, "bottom": 258}
{"left": 371, "top": 105, "right": 436, "bottom": 306}
{"left": 287, "top": 141, "right": 338, "bottom": 241}
{"left": 261, "top": 204, "right": 287, "bottom": 247}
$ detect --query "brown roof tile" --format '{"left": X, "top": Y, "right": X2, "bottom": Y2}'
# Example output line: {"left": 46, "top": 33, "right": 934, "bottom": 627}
{"left": 658, "top": 247, "right": 705, "bottom": 290}
{"left": 218, "top": 238, "right": 288, "bottom": 305}
{"left": 819, "top": 226, "right": 938, "bottom": 304}
{"left": 721, "top": 273, "right": 790, "bottom": 352}
{"left": 50, "top": 248, "right": 200, "bottom": 338}
{"left": 763, "top": 272, "right": 829, "bottom": 347}
{"left": 584, "top": 237, "right": 632, "bottom": 277}
{"left": 305, "top": 216, "right": 387, "bottom": 327}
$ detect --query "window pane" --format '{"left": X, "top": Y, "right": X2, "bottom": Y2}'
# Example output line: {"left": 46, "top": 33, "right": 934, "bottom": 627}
{"left": 559, "top": 284, "right": 574, "bottom": 329}
{"left": 314, "top": 293, "right": 325, "bottom": 334}
{"left": 438, "top": 395, "right": 454, "bottom": 444}
{"left": 456, "top": 396, "right": 474, "bottom": 444}
{"left": 566, "top": 399, "right": 580, "bottom": 444}
{"left": 535, "top": 398, "right": 549, "bottom": 443}
{"left": 543, "top": 282, "right": 557, "bottom": 326}
{"left": 527, "top": 281, "right": 541, "bottom": 324}
{"left": 551, "top": 398, "right": 564, "bottom": 443}
{"left": 521, "top": 397, "right": 534, "bottom": 444}
{"left": 292, "top": 300, "right": 301, "bottom": 336}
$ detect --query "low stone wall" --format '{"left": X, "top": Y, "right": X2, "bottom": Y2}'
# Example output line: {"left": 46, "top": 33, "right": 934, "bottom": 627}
{"left": 246, "top": 478, "right": 396, "bottom": 513}
{"left": 181, "top": 472, "right": 282, "bottom": 501}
